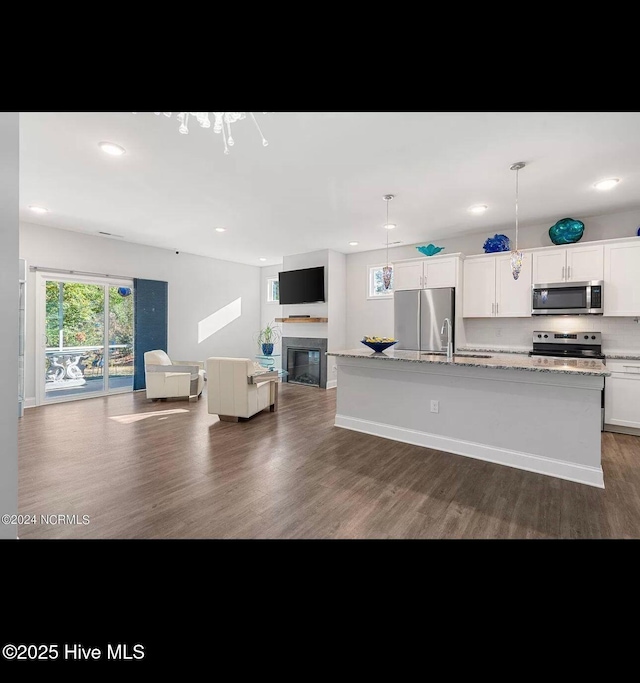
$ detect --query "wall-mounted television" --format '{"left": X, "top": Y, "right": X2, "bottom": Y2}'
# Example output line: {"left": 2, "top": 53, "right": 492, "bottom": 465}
{"left": 278, "top": 266, "right": 325, "bottom": 305}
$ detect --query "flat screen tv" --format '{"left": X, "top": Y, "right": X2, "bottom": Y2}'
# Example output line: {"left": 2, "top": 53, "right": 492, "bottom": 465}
{"left": 278, "top": 266, "right": 325, "bottom": 305}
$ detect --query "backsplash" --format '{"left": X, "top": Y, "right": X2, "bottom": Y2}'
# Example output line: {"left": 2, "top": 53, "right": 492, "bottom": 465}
{"left": 464, "top": 317, "right": 640, "bottom": 354}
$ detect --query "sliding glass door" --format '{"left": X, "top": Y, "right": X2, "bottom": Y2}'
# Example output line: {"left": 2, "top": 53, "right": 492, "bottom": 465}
{"left": 37, "top": 274, "right": 134, "bottom": 404}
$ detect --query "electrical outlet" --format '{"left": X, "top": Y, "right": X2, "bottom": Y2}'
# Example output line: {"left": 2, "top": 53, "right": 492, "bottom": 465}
{"left": 332, "top": 364, "right": 337, "bottom": 374}
{"left": 495, "top": 328, "right": 502, "bottom": 337}
{"left": 430, "top": 400, "right": 439, "bottom": 414}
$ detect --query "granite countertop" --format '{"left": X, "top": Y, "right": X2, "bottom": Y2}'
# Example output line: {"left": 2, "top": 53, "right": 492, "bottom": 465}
{"left": 327, "top": 348, "right": 610, "bottom": 376}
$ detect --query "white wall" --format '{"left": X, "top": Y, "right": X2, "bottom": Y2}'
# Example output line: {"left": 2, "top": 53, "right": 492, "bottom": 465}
{"left": 260, "top": 263, "right": 283, "bottom": 357}
{"left": 346, "top": 207, "right": 640, "bottom": 349}
{"left": 20, "top": 222, "right": 262, "bottom": 403}
{"left": 327, "top": 251, "right": 347, "bottom": 387}
{"left": 0, "top": 113, "right": 18, "bottom": 538}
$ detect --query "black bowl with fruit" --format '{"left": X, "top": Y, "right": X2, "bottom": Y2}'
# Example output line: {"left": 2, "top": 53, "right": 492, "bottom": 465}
{"left": 361, "top": 337, "right": 398, "bottom": 353}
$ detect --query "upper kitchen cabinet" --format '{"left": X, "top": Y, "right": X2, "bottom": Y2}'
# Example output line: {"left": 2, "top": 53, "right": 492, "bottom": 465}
{"left": 463, "top": 253, "right": 532, "bottom": 317}
{"left": 393, "top": 255, "right": 458, "bottom": 291}
{"left": 532, "top": 244, "right": 603, "bottom": 284}
{"left": 604, "top": 240, "right": 640, "bottom": 316}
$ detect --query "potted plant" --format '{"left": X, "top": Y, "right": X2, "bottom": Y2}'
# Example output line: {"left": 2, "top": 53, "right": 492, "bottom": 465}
{"left": 257, "top": 321, "right": 281, "bottom": 356}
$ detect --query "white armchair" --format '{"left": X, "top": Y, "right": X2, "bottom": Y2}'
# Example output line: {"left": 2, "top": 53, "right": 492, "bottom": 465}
{"left": 206, "top": 357, "right": 277, "bottom": 422}
{"left": 144, "top": 350, "right": 205, "bottom": 401}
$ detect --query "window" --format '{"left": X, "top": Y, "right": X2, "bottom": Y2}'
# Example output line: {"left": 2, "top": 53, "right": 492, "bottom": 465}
{"left": 368, "top": 265, "right": 394, "bottom": 299}
{"left": 267, "top": 276, "right": 280, "bottom": 303}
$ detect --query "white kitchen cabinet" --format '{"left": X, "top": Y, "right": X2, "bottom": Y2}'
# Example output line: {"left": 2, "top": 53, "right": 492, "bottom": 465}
{"left": 495, "top": 253, "right": 533, "bottom": 317}
{"left": 463, "top": 253, "right": 532, "bottom": 317}
{"left": 532, "top": 249, "right": 566, "bottom": 284}
{"left": 567, "top": 244, "right": 604, "bottom": 282}
{"left": 605, "top": 360, "right": 640, "bottom": 431}
{"left": 393, "top": 257, "right": 457, "bottom": 291}
{"left": 532, "top": 244, "right": 603, "bottom": 283}
{"left": 393, "top": 261, "right": 423, "bottom": 290}
{"left": 604, "top": 241, "right": 640, "bottom": 316}
{"left": 463, "top": 259, "right": 495, "bottom": 317}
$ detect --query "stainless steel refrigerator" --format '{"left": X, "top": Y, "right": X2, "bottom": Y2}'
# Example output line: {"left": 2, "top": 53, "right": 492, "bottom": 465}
{"left": 394, "top": 288, "right": 455, "bottom": 352}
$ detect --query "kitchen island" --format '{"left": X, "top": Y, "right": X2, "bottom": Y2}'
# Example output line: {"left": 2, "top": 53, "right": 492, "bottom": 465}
{"left": 327, "top": 349, "right": 610, "bottom": 488}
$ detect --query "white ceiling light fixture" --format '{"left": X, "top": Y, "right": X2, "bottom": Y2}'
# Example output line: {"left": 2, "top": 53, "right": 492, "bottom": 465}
{"left": 468, "top": 204, "right": 488, "bottom": 214}
{"left": 593, "top": 178, "right": 620, "bottom": 191}
{"left": 215, "top": 228, "right": 226, "bottom": 233}
{"left": 134, "top": 112, "right": 270, "bottom": 155}
{"left": 349, "top": 241, "right": 359, "bottom": 246}
{"left": 29, "top": 205, "right": 49, "bottom": 214}
{"left": 510, "top": 162, "right": 526, "bottom": 280}
{"left": 259, "top": 257, "right": 267, "bottom": 262}
{"left": 99, "top": 141, "right": 126, "bottom": 156}
{"left": 382, "top": 194, "right": 395, "bottom": 289}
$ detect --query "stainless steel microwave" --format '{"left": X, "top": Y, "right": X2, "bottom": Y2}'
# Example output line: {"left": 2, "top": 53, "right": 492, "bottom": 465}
{"left": 532, "top": 281, "right": 604, "bottom": 315}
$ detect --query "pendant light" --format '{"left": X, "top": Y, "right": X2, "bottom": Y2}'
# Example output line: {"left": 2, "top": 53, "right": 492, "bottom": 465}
{"left": 382, "top": 194, "right": 395, "bottom": 289}
{"left": 510, "top": 162, "right": 525, "bottom": 280}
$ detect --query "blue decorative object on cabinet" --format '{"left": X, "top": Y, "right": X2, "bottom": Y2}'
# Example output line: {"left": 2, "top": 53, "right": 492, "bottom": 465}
{"left": 637, "top": 226, "right": 640, "bottom": 236}
{"left": 261, "top": 343, "right": 274, "bottom": 356}
{"left": 549, "top": 218, "right": 585, "bottom": 245}
{"left": 416, "top": 244, "right": 445, "bottom": 256}
{"left": 483, "top": 234, "right": 511, "bottom": 253}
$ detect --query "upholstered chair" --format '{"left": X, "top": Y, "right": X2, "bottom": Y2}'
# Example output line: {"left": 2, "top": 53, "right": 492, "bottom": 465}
{"left": 144, "top": 350, "right": 205, "bottom": 401}
{"left": 206, "top": 357, "right": 277, "bottom": 422}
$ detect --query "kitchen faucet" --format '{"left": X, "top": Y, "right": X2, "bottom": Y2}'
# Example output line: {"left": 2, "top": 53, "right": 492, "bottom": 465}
{"left": 441, "top": 318, "right": 453, "bottom": 360}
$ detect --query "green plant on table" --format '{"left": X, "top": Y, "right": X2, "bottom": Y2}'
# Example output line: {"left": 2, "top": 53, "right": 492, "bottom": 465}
{"left": 256, "top": 321, "right": 282, "bottom": 348}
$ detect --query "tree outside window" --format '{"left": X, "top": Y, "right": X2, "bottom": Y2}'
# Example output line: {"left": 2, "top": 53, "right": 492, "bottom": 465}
{"left": 368, "top": 265, "right": 394, "bottom": 299}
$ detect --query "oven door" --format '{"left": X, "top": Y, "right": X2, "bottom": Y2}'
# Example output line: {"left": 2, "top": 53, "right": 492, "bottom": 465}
{"left": 532, "top": 282, "right": 602, "bottom": 315}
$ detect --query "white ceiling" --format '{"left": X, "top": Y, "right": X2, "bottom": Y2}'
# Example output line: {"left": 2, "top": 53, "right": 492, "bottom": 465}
{"left": 19, "top": 112, "right": 640, "bottom": 266}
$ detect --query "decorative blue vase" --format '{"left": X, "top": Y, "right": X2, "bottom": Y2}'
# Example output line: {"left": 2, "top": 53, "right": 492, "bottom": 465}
{"left": 483, "top": 234, "right": 511, "bottom": 253}
{"left": 549, "top": 218, "right": 584, "bottom": 245}
{"left": 117, "top": 286, "right": 132, "bottom": 296}
{"left": 261, "top": 343, "right": 274, "bottom": 356}
{"left": 416, "top": 244, "right": 445, "bottom": 256}
{"left": 637, "top": 226, "right": 640, "bottom": 236}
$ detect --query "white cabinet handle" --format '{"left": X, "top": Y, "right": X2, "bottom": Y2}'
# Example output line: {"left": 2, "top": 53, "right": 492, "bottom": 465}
{"left": 492, "top": 303, "right": 495, "bottom": 316}
{"left": 562, "top": 266, "right": 565, "bottom": 280}
{"left": 496, "top": 302, "right": 499, "bottom": 315}
{"left": 567, "top": 266, "right": 571, "bottom": 280}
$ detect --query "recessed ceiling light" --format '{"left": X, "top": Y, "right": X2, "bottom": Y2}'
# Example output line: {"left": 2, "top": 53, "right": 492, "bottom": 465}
{"left": 29, "top": 205, "right": 49, "bottom": 214}
{"left": 384, "top": 223, "right": 396, "bottom": 230}
{"left": 215, "top": 228, "right": 226, "bottom": 232}
{"left": 349, "top": 241, "right": 359, "bottom": 246}
{"left": 99, "top": 141, "right": 126, "bottom": 156}
{"left": 593, "top": 178, "right": 620, "bottom": 191}
{"left": 468, "top": 204, "right": 488, "bottom": 214}
{"left": 259, "top": 257, "right": 267, "bottom": 262}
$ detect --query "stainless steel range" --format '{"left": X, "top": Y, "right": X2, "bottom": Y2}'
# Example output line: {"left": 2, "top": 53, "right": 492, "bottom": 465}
{"left": 529, "top": 331, "right": 606, "bottom": 429}
{"left": 529, "top": 331, "right": 604, "bottom": 362}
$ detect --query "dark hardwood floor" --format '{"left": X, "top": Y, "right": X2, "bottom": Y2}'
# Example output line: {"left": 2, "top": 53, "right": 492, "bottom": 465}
{"left": 17, "top": 384, "right": 640, "bottom": 539}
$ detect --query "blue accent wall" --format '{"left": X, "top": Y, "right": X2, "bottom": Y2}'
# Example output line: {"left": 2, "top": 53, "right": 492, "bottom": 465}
{"left": 133, "top": 279, "right": 168, "bottom": 391}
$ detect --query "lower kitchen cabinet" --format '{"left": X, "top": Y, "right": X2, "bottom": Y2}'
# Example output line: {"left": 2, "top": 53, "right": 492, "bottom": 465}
{"left": 604, "top": 360, "right": 640, "bottom": 431}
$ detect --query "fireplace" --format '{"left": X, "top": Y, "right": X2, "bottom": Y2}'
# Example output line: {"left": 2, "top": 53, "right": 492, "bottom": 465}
{"left": 282, "top": 337, "right": 328, "bottom": 389}
{"left": 288, "top": 348, "right": 321, "bottom": 386}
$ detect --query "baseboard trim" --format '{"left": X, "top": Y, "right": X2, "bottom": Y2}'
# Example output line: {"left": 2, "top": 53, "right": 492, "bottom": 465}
{"left": 334, "top": 415, "right": 605, "bottom": 489}
{"left": 24, "top": 397, "right": 36, "bottom": 409}
{"left": 326, "top": 380, "right": 337, "bottom": 390}
{"left": 604, "top": 423, "right": 640, "bottom": 436}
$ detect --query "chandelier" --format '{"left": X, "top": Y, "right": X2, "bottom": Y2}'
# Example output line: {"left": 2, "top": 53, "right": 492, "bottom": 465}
{"left": 133, "top": 112, "right": 270, "bottom": 154}
{"left": 382, "top": 194, "right": 396, "bottom": 289}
